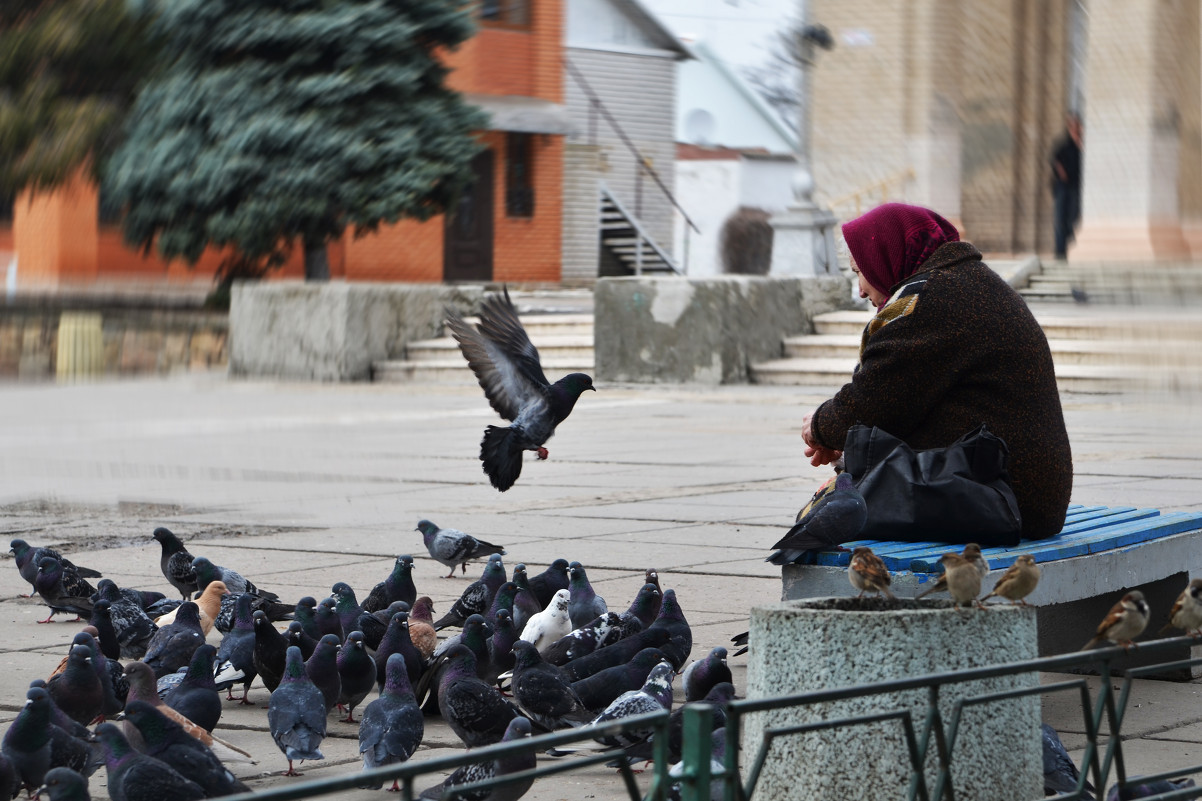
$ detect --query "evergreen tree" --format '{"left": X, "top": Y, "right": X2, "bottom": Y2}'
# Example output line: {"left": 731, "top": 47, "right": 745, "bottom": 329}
{"left": 0, "top": 0, "right": 158, "bottom": 197}
{"left": 105, "top": 0, "right": 488, "bottom": 281}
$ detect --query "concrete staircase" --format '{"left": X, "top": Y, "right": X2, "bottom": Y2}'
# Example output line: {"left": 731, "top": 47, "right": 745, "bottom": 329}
{"left": 374, "top": 312, "right": 595, "bottom": 383}
{"left": 751, "top": 306, "right": 1202, "bottom": 393}
{"left": 1019, "top": 262, "right": 1202, "bottom": 304}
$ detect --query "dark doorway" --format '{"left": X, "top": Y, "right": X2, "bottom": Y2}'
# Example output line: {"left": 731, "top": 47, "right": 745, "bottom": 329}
{"left": 444, "top": 149, "right": 494, "bottom": 282}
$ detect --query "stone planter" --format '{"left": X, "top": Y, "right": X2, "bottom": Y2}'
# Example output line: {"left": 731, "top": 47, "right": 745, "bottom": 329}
{"left": 743, "top": 598, "right": 1040, "bottom": 801}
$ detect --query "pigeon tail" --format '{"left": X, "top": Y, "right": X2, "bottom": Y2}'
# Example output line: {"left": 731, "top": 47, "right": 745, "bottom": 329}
{"left": 481, "top": 425, "right": 524, "bottom": 492}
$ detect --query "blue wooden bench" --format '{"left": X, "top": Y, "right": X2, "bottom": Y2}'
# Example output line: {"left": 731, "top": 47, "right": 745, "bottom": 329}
{"left": 781, "top": 504, "right": 1202, "bottom": 672}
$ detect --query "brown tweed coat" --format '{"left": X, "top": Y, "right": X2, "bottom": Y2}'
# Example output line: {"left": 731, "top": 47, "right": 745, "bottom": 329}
{"left": 811, "top": 241, "right": 1073, "bottom": 540}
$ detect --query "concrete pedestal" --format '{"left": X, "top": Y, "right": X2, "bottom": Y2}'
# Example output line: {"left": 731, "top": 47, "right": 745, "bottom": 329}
{"left": 769, "top": 203, "right": 839, "bottom": 277}
{"left": 743, "top": 598, "right": 1040, "bottom": 801}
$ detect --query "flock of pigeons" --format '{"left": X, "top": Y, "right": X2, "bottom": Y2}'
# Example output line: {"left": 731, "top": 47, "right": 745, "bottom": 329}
{"left": 0, "top": 521, "right": 735, "bottom": 801}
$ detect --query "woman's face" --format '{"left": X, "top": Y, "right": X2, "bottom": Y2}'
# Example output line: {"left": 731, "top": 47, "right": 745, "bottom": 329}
{"left": 850, "top": 255, "right": 888, "bottom": 307}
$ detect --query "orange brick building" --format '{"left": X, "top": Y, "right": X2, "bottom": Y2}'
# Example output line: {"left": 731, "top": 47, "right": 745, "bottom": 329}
{"left": 1, "top": 0, "right": 568, "bottom": 288}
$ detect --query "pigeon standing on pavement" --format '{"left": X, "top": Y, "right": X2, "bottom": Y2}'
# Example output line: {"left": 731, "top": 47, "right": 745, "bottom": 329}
{"left": 509, "top": 641, "right": 592, "bottom": 731}
{"left": 519, "top": 589, "right": 573, "bottom": 652}
{"left": 152, "top": 528, "right": 198, "bottom": 600}
{"left": 567, "top": 563, "right": 608, "bottom": 630}
{"left": 767, "top": 473, "right": 868, "bottom": 565}
{"left": 621, "top": 583, "right": 663, "bottom": 633}
{"left": 46, "top": 645, "right": 104, "bottom": 727}
{"left": 331, "top": 582, "right": 365, "bottom": 636}
{"left": 409, "top": 597, "right": 439, "bottom": 660}
{"left": 71, "top": 630, "right": 125, "bottom": 719}
{"left": 163, "top": 644, "right": 221, "bottom": 733}
{"left": 417, "top": 520, "right": 507, "bottom": 579}
{"left": 417, "top": 717, "right": 535, "bottom": 801}
{"left": 337, "top": 631, "right": 377, "bottom": 723}
{"left": 33, "top": 767, "right": 91, "bottom": 801}
{"left": 252, "top": 609, "right": 291, "bottom": 694}
{"left": 93, "top": 722, "right": 205, "bottom": 801}
{"left": 446, "top": 287, "right": 596, "bottom": 492}
{"left": 1042, "top": 723, "right": 1094, "bottom": 799}
{"left": 2, "top": 687, "right": 53, "bottom": 795}
{"left": 362, "top": 555, "right": 418, "bottom": 612}
{"left": 34, "top": 556, "right": 96, "bottom": 624}
{"left": 558, "top": 626, "right": 671, "bottom": 683}
{"left": 590, "top": 661, "right": 676, "bottom": 750}
{"left": 624, "top": 682, "right": 736, "bottom": 766}
{"left": 572, "top": 646, "right": 670, "bottom": 715}
{"left": 510, "top": 565, "right": 544, "bottom": 632}
{"left": 213, "top": 592, "right": 257, "bottom": 704}
{"left": 434, "top": 555, "right": 508, "bottom": 630}
{"left": 305, "top": 635, "right": 343, "bottom": 715}
{"left": 681, "top": 647, "right": 733, "bottom": 703}
{"left": 527, "top": 559, "right": 571, "bottom": 609}
{"left": 541, "top": 613, "right": 621, "bottom": 667}
{"left": 92, "top": 581, "right": 158, "bottom": 659}
{"left": 142, "top": 601, "right": 205, "bottom": 680}
{"left": 10, "top": 540, "right": 101, "bottom": 596}
{"left": 374, "top": 612, "right": 425, "bottom": 690}
{"left": 314, "top": 597, "right": 345, "bottom": 642}
{"left": 190, "top": 556, "right": 278, "bottom": 600}
{"left": 358, "top": 653, "right": 424, "bottom": 792}
{"left": 293, "top": 597, "right": 321, "bottom": 640}
{"left": 436, "top": 646, "right": 520, "bottom": 748}
{"left": 121, "top": 701, "right": 249, "bottom": 798}
{"left": 269, "top": 646, "right": 328, "bottom": 776}
{"left": 648, "top": 589, "right": 693, "bottom": 671}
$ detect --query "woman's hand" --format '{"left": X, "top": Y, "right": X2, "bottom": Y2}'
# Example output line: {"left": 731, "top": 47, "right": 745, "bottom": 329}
{"left": 802, "top": 412, "right": 842, "bottom": 467}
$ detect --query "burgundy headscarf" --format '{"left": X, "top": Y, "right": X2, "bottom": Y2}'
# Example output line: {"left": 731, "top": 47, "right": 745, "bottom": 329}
{"left": 842, "top": 203, "right": 960, "bottom": 308}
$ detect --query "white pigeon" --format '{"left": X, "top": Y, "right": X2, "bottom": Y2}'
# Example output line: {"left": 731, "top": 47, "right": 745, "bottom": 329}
{"left": 520, "top": 589, "right": 572, "bottom": 651}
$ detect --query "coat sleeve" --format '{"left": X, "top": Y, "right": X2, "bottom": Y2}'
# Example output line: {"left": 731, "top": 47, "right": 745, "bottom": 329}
{"left": 810, "top": 288, "right": 968, "bottom": 450}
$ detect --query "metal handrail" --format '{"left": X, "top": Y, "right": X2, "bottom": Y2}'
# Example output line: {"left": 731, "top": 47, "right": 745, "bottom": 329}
{"left": 564, "top": 56, "right": 700, "bottom": 236}
{"left": 697, "top": 633, "right": 1202, "bottom": 801}
{"left": 600, "top": 183, "right": 680, "bottom": 275}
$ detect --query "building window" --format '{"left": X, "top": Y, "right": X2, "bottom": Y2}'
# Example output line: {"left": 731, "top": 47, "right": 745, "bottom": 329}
{"left": 505, "top": 133, "right": 534, "bottom": 218}
{"left": 480, "top": 0, "right": 530, "bottom": 27}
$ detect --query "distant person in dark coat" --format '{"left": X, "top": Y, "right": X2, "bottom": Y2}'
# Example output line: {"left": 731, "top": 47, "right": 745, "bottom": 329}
{"left": 802, "top": 203, "right": 1073, "bottom": 541}
{"left": 1051, "top": 112, "right": 1083, "bottom": 259}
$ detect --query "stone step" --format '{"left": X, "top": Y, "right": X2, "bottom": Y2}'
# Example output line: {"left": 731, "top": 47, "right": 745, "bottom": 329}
{"left": 457, "top": 313, "right": 595, "bottom": 337}
{"left": 812, "top": 309, "right": 1202, "bottom": 340}
{"left": 406, "top": 334, "right": 595, "bottom": 363}
{"left": 374, "top": 357, "right": 596, "bottom": 384}
{"left": 812, "top": 310, "right": 874, "bottom": 336}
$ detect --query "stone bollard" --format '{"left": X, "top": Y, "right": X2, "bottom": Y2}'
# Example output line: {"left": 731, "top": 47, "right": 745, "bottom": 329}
{"left": 743, "top": 597, "right": 1040, "bottom": 801}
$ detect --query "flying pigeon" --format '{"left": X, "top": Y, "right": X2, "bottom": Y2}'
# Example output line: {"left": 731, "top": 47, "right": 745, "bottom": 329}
{"left": 362, "top": 555, "right": 418, "bottom": 612}
{"left": 589, "top": 660, "right": 676, "bottom": 750}
{"left": 436, "top": 645, "right": 520, "bottom": 748}
{"left": 541, "top": 613, "right": 621, "bottom": 667}
{"left": 417, "top": 717, "right": 535, "bottom": 801}
{"left": 93, "top": 722, "right": 205, "bottom": 801}
{"left": 358, "top": 653, "right": 424, "bottom": 792}
{"left": 142, "top": 601, "right": 205, "bottom": 680}
{"left": 151, "top": 528, "right": 198, "bottom": 600}
{"left": 681, "top": 647, "right": 733, "bottom": 703}
{"left": 519, "top": 589, "right": 573, "bottom": 651}
{"left": 34, "top": 767, "right": 91, "bottom": 801}
{"left": 767, "top": 473, "right": 867, "bottom": 564}
{"left": 527, "top": 559, "right": 571, "bottom": 608}
{"left": 10, "top": 539, "right": 101, "bottom": 595}
{"left": 34, "top": 556, "right": 96, "bottom": 624}
{"left": 446, "top": 287, "right": 596, "bottom": 492}
{"left": 269, "top": 647, "right": 328, "bottom": 776}
{"left": 121, "top": 701, "right": 249, "bottom": 798}
{"left": 417, "top": 520, "right": 507, "bottom": 579}
{"left": 567, "top": 562, "right": 608, "bottom": 629}
{"left": 509, "top": 641, "right": 592, "bottom": 730}
{"left": 337, "top": 631, "right": 377, "bottom": 723}
{"left": 434, "top": 555, "right": 508, "bottom": 630}
{"left": 163, "top": 644, "right": 221, "bottom": 733}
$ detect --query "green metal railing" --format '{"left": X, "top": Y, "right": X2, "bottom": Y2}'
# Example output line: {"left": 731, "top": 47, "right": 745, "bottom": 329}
{"left": 210, "top": 635, "right": 1202, "bottom": 801}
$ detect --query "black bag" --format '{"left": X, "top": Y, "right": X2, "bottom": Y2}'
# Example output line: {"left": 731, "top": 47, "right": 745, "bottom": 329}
{"left": 842, "top": 423, "right": 1023, "bottom": 546}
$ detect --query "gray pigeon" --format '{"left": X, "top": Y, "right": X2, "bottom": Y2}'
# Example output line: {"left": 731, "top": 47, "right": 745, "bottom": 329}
{"left": 34, "top": 557, "right": 95, "bottom": 623}
{"left": 46, "top": 645, "right": 104, "bottom": 727}
{"left": 34, "top": 767, "right": 91, "bottom": 801}
{"left": 767, "top": 472, "right": 867, "bottom": 564}
{"left": 10, "top": 539, "right": 101, "bottom": 595}
{"left": 589, "top": 661, "right": 675, "bottom": 750}
{"left": 163, "top": 644, "right": 221, "bottom": 733}
{"left": 2, "top": 688, "right": 53, "bottom": 796}
{"left": 417, "top": 717, "right": 535, "bottom": 801}
{"left": 541, "top": 613, "right": 621, "bottom": 667}
{"left": 92, "top": 581, "right": 157, "bottom": 660}
{"left": 189, "top": 555, "right": 278, "bottom": 600}
{"left": 268, "top": 646, "right": 327, "bottom": 776}
{"left": 647, "top": 589, "right": 693, "bottom": 671}
{"left": 212, "top": 592, "right": 257, "bottom": 704}
{"left": 510, "top": 565, "right": 543, "bottom": 632}
{"left": 305, "top": 634, "right": 342, "bottom": 715}
{"left": 417, "top": 520, "right": 506, "bottom": 579}
{"left": 93, "top": 722, "right": 205, "bottom": 801}
{"left": 141, "top": 601, "right": 205, "bottom": 679}
{"left": 337, "top": 631, "right": 377, "bottom": 723}
{"left": 436, "top": 645, "right": 520, "bottom": 748}
{"left": 152, "top": 528, "right": 198, "bottom": 600}
{"left": 572, "top": 647, "right": 671, "bottom": 715}
{"left": 567, "top": 562, "right": 608, "bottom": 629}
{"left": 558, "top": 625, "right": 671, "bottom": 683}
{"left": 625, "top": 682, "right": 735, "bottom": 766}
{"left": 434, "top": 555, "right": 508, "bottom": 630}
{"left": 121, "top": 701, "right": 248, "bottom": 798}
{"left": 509, "top": 641, "right": 592, "bottom": 731}
{"left": 362, "top": 555, "right": 418, "bottom": 613}
{"left": 681, "top": 647, "right": 733, "bottom": 703}
{"left": 667, "top": 727, "right": 728, "bottom": 801}
{"left": 358, "top": 654, "right": 424, "bottom": 791}
{"left": 446, "top": 287, "right": 596, "bottom": 492}
{"left": 527, "top": 559, "right": 571, "bottom": 609}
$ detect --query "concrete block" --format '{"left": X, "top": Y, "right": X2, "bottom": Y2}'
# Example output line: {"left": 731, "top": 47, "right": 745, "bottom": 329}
{"left": 594, "top": 275, "right": 850, "bottom": 384}
{"left": 743, "top": 598, "right": 1040, "bottom": 801}
{"left": 228, "top": 282, "right": 485, "bottom": 381}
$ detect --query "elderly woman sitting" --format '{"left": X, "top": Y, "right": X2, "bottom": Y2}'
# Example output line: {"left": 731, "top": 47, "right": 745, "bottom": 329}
{"left": 800, "top": 203, "right": 1073, "bottom": 545}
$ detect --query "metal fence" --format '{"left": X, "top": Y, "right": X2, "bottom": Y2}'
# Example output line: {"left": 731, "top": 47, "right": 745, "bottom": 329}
{"left": 209, "top": 635, "right": 1202, "bottom": 801}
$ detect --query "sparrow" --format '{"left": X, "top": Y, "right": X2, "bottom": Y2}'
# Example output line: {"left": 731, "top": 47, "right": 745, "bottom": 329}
{"left": 1081, "top": 591, "right": 1149, "bottom": 651}
{"left": 847, "top": 547, "right": 894, "bottom": 599}
{"left": 935, "top": 553, "right": 981, "bottom": 608}
{"left": 980, "top": 554, "right": 1040, "bottom": 606}
{"left": 1158, "top": 578, "right": 1202, "bottom": 637}
{"left": 915, "top": 544, "right": 986, "bottom": 601}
